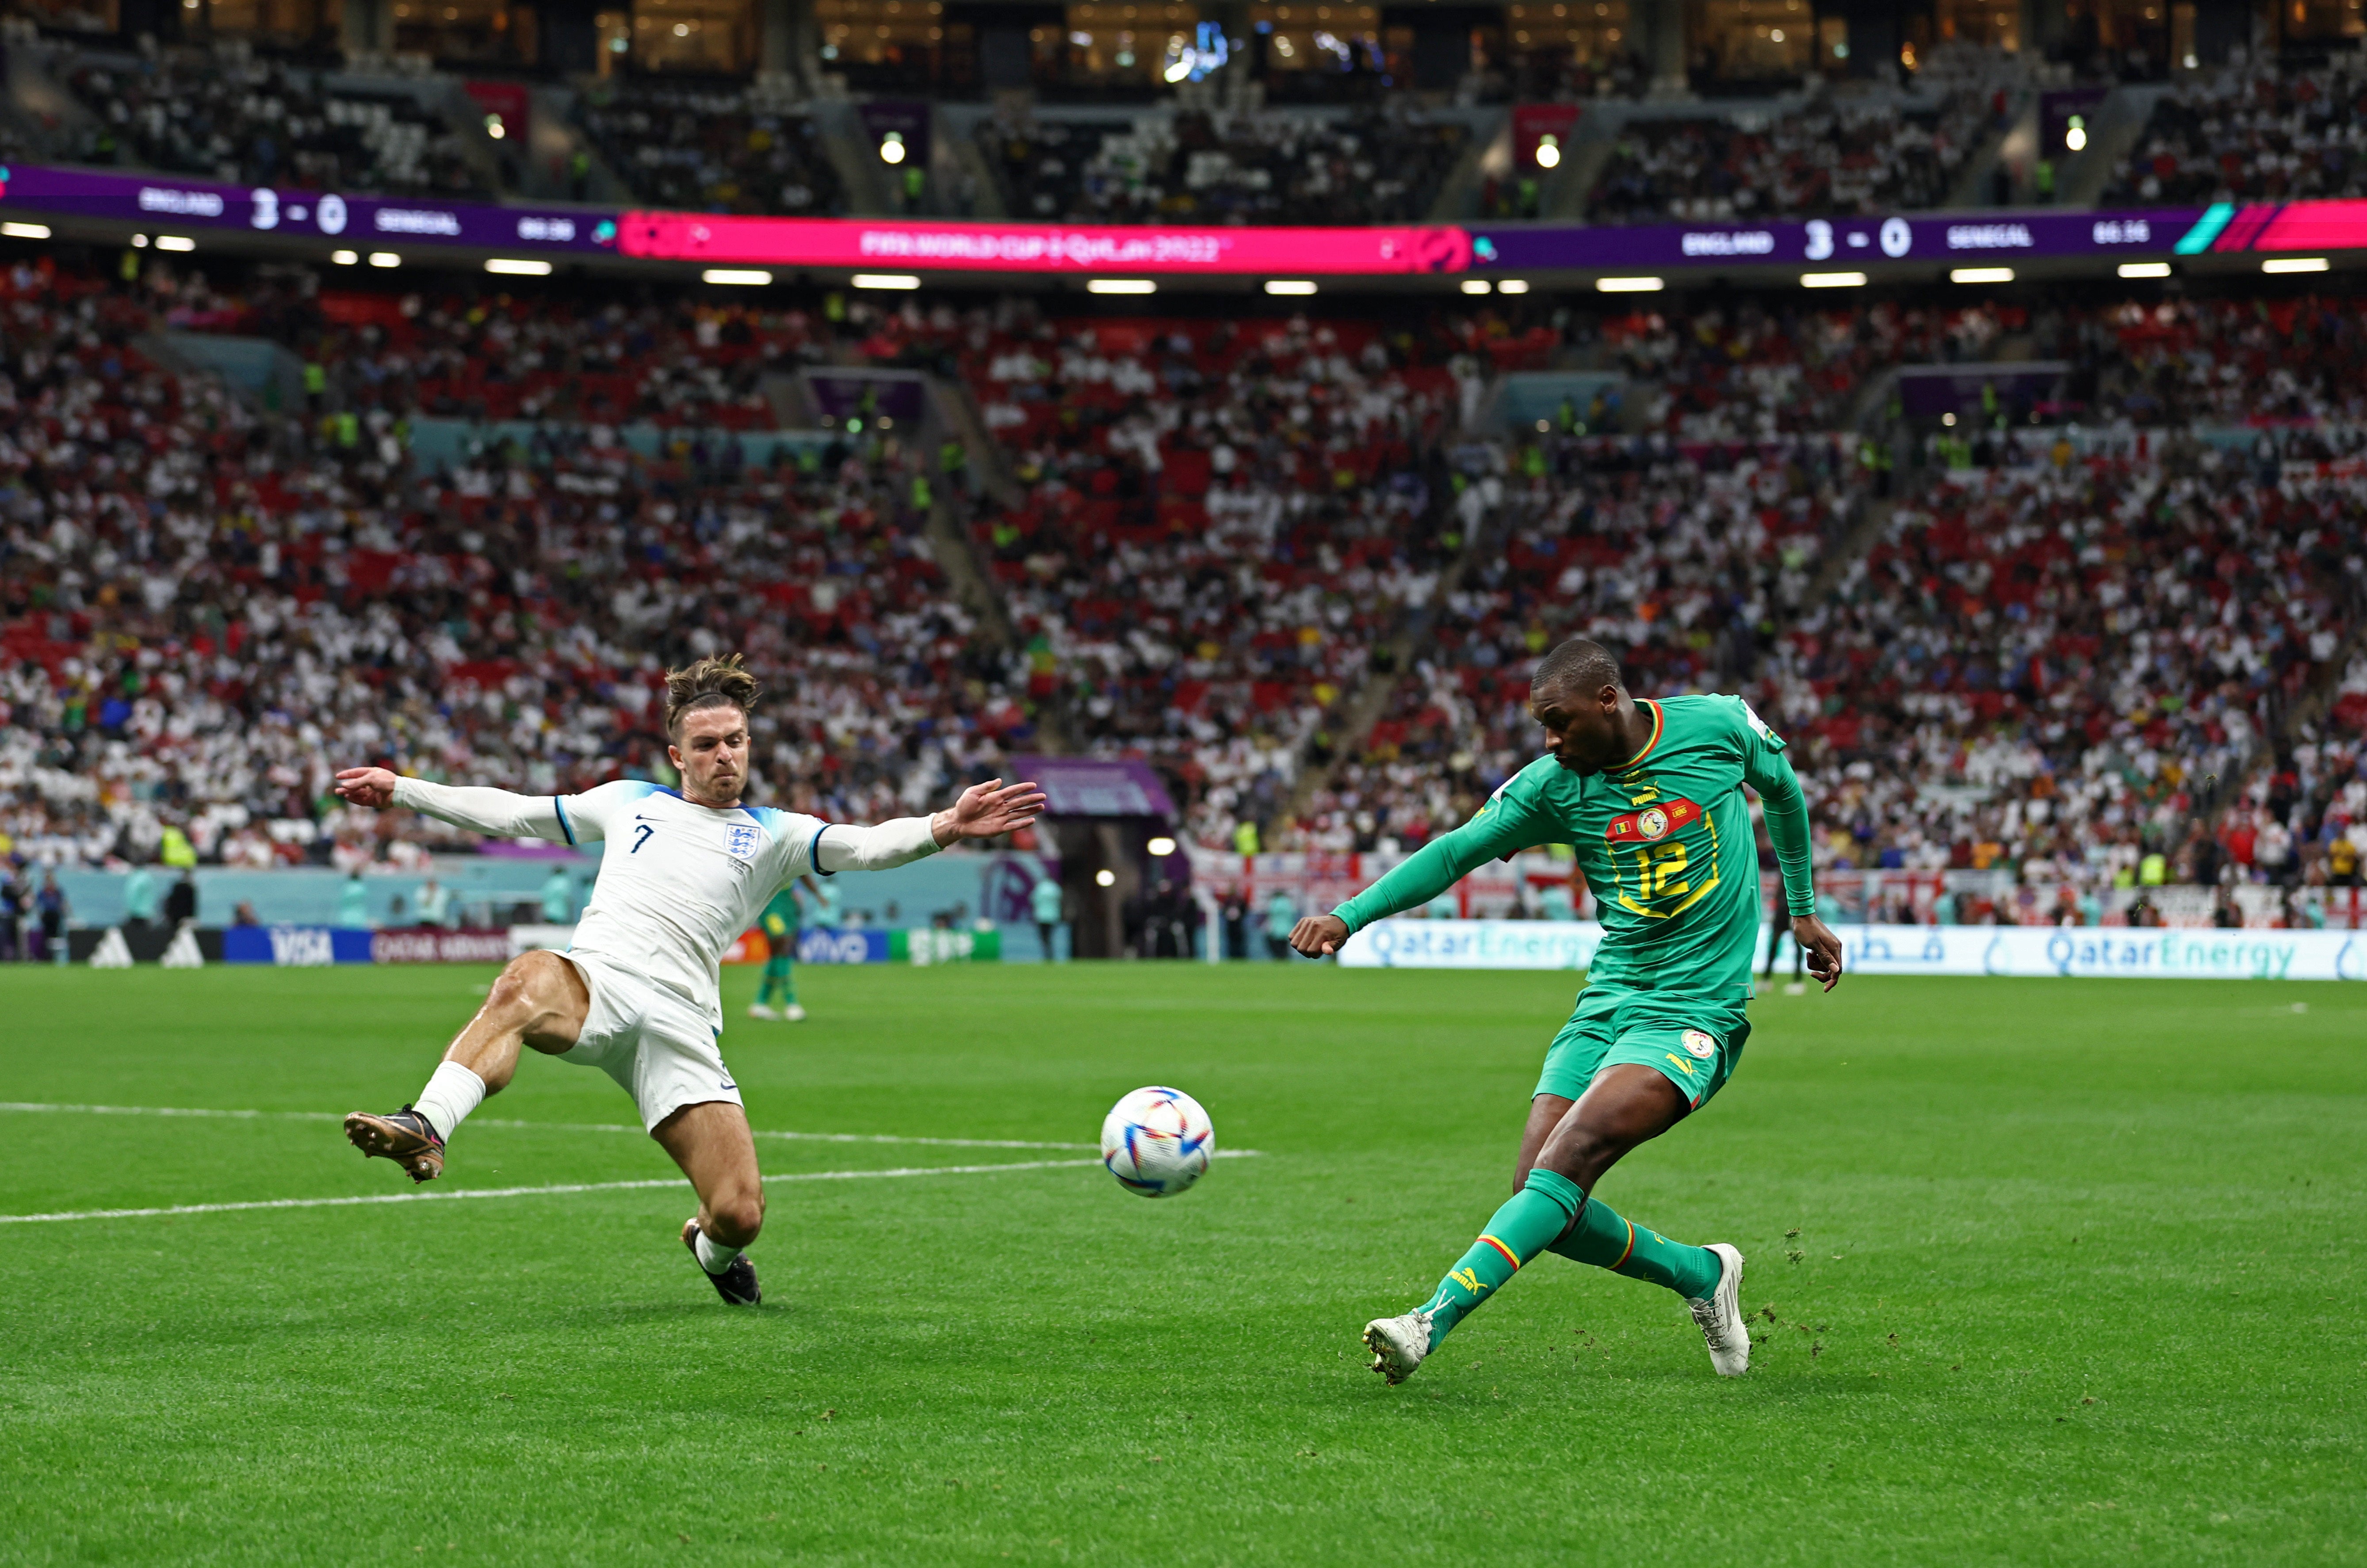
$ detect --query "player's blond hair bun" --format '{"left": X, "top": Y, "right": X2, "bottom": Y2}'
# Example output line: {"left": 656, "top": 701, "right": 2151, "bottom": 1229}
{"left": 664, "top": 653, "right": 761, "bottom": 738}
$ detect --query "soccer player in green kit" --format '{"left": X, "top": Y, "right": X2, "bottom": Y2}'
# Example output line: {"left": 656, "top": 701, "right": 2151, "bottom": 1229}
{"left": 749, "top": 876, "right": 819, "bottom": 1021}
{"left": 1291, "top": 637, "right": 1843, "bottom": 1382}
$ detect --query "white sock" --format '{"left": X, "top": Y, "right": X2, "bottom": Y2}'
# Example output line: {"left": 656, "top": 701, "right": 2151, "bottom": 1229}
{"left": 694, "top": 1229, "right": 742, "bottom": 1276}
{"left": 413, "top": 1061, "right": 486, "bottom": 1141}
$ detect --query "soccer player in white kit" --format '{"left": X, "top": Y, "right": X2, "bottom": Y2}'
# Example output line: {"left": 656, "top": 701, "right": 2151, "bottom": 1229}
{"left": 332, "top": 655, "right": 1045, "bottom": 1306}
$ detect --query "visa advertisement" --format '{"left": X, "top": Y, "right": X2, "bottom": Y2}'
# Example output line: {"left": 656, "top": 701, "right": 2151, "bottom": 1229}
{"left": 1340, "top": 920, "right": 2367, "bottom": 981}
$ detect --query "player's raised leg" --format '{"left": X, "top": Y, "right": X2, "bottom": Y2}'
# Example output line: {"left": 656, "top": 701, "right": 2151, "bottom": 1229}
{"left": 654, "top": 1100, "right": 765, "bottom": 1305}
{"left": 1365, "top": 1064, "right": 1746, "bottom": 1382}
{"left": 344, "top": 950, "right": 589, "bottom": 1182}
{"left": 1526, "top": 1069, "right": 1747, "bottom": 1373}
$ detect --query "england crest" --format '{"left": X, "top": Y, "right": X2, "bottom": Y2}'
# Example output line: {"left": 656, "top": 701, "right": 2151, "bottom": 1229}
{"left": 725, "top": 822, "right": 761, "bottom": 861}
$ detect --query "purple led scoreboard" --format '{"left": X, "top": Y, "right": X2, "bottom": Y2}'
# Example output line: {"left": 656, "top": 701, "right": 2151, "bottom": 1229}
{"left": 2, "top": 160, "right": 2361, "bottom": 276}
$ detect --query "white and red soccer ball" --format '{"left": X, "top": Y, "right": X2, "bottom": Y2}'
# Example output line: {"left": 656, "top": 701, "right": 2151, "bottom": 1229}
{"left": 1100, "top": 1086, "right": 1214, "bottom": 1198}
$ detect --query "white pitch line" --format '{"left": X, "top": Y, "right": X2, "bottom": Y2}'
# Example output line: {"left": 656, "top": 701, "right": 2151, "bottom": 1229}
{"left": 0, "top": 1158, "right": 1110, "bottom": 1227}
{"left": 0, "top": 1102, "right": 1095, "bottom": 1151}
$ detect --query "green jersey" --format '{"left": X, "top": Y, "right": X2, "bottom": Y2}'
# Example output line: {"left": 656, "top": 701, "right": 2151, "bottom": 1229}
{"left": 759, "top": 886, "right": 803, "bottom": 941}
{"left": 1334, "top": 694, "right": 1816, "bottom": 1000}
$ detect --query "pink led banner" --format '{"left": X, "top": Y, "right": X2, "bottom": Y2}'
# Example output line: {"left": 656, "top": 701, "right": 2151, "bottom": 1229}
{"left": 2226, "top": 199, "right": 2367, "bottom": 252}
{"left": 616, "top": 213, "right": 1473, "bottom": 274}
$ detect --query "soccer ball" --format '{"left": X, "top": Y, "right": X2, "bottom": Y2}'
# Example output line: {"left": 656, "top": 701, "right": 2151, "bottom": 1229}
{"left": 1100, "top": 1086, "right": 1215, "bottom": 1198}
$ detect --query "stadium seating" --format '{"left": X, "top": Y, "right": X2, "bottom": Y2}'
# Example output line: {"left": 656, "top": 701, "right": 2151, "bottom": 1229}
{"left": 1585, "top": 85, "right": 2003, "bottom": 223}
{"left": 0, "top": 259, "right": 1016, "bottom": 874}
{"left": 975, "top": 107, "right": 1468, "bottom": 225}
{"left": 2, "top": 251, "right": 2360, "bottom": 918}
{"left": 2105, "top": 63, "right": 2367, "bottom": 206}
{"left": 300, "top": 282, "right": 820, "bottom": 432}
{"left": 1306, "top": 427, "right": 1863, "bottom": 853}
{"left": 1795, "top": 455, "right": 2361, "bottom": 888}
{"left": 934, "top": 301, "right": 1472, "bottom": 848}
{"left": 65, "top": 52, "right": 487, "bottom": 197}
{"left": 576, "top": 82, "right": 847, "bottom": 217}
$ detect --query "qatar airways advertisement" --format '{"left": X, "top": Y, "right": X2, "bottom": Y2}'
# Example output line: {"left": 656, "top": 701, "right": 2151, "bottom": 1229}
{"left": 614, "top": 211, "right": 1472, "bottom": 274}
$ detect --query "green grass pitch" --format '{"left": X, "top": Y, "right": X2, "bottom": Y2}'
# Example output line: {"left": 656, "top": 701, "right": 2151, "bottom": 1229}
{"left": 0, "top": 962, "right": 2359, "bottom": 1566}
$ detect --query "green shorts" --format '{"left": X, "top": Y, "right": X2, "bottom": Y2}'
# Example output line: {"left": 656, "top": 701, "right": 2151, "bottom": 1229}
{"left": 1534, "top": 983, "right": 1752, "bottom": 1112}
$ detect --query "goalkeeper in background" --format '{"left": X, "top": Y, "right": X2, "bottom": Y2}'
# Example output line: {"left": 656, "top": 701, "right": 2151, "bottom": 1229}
{"left": 1293, "top": 637, "right": 1842, "bottom": 1384}
{"left": 750, "top": 875, "right": 820, "bottom": 1022}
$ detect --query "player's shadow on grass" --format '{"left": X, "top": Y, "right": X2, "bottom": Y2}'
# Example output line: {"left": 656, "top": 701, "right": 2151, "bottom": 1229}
{"left": 562, "top": 1300, "right": 794, "bottom": 1326}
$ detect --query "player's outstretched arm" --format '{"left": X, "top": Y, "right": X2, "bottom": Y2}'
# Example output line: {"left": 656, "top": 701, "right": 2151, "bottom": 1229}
{"left": 1290, "top": 914, "right": 1351, "bottom": 957}
{"left": 1793, "top": 914, "right": 1844, "bottom": 992}
{"left": 332, "top": 767, "right": 577, "bottom": 841}
{"left": 1741, "top": 727, "right": 1830, "bottom": 987}
{"left": 814, "top": 779, "right": 1047, "bottom": 873}
{"left": 1290, "top": 813, "right": 1523, "bottom": 958}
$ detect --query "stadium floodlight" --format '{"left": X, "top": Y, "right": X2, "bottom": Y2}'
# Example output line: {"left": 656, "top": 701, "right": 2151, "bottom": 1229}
{"left": 1498, "top": 279, "right": 1530, "bottom": 294}
{"left": 1265, "top": 279, "right": 1319, "bottom": 295}
{"left": 702, "top": 268, "right": 774, "bottom": 286}
{"left": 331, "top": 249, "right": 359, "bottom": 265}
{"left": 486, "top": 258, "right": 553, "bottom": 277}
{"left": 367, "top": 251, "right": 400, "bottom": 268}
{"left": 1596, "top": 276, "right": 1663, "bottom": 292}
{"left": 1950, "top": 267, "right": 2014, "bottom": 283}
{"left": 2117, "top": 261, "right": 2172, "bottom": 279}
{"left": 1534, "top": 136, "right": 1561, "bottom": 169}
{"left": 2262, "top": 256, "right": 2329, "bottom": 274}
{"left": 1801, "top": 271, "right": 1867, "bottom": 288}
{"left": 1087, "top": 279, "right": 1157, "bottom": 294}
{"left": 1095, "top": 868, "right": 1117, "bottom": 887}
{"left": 131, "top": 233, "right": 149, "bottom": 247}
{"left": 1, "top": 222, "right": 51, "bottom": 240}
{"left": 1146, "top": 836, "right": 1178, "bottom": 857}
{"left": 852, "top": 273, "right": 922, "bottom": 290}
{"left": 879, "top": 132, "right": 906, "bottom": 165}
{"left": 157, "top": 235, "right": 197, "bottom": 252}
{"left": 1460, "top": 279, "right": 1493, "bottom": 294}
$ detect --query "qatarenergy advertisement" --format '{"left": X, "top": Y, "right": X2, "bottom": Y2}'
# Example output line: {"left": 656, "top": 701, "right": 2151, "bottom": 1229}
{"left": 1338, "top": 921, "right": 2367, "bottom": 981}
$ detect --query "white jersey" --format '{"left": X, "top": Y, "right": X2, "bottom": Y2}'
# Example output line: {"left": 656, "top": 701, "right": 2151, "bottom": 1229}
{"left": 390, "top": 776, "right": 940, "bottom": 1028}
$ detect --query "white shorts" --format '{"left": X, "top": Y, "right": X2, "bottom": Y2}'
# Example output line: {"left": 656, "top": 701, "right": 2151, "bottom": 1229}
{"left": 552, "top": 951, "right": 741, "bottom": 1132}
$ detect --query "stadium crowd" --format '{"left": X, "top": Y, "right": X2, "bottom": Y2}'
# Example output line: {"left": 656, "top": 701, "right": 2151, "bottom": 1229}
{"left": 0, "top": 256, "right": 1019, "bottom": 883}
{"left": 65, "top": 50, "right": 486, "bottom": 197}
{"left": 576, "top": 82, "right": 846, "bottom": 217}
{"left": 947, "top": 304, "right": 1468, "bottom": 848}
{"left": 1, "top": 251, "right": 2361, "bottom": 928}
{"left": 1585, "top": 87, "right": 2000, "bottom": 223}
{"left": 2105, "top": 62, "right": 2367, "bottom": 206}
{"left": 975, "top": 107, "right": 1468, "bottom": 225}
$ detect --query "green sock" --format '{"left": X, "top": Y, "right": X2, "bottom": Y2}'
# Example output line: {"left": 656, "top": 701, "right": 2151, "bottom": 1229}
{"left": 1547, "top": 1193, "right": 1723, "bottom": 1299}
{"left": 760, "top": 959, "right": 792, "bottom": 1007}
{"left": 1417, "top": 1168, "right": 1584, "bottom": 1342}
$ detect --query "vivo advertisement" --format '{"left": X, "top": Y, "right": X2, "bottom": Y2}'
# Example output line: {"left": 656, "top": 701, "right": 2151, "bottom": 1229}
{"left": 1341, "top": 920, "right": 2367, "bottom": 981}
{"left": 5, "top": 161, "right": 2367, "bottom": 275}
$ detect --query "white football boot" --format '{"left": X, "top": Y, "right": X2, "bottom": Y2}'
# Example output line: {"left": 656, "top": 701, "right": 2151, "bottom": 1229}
{"left": 747, "top": 1004, "right": 780, "bottom": 1021}
{"left": 783, "top": 1004, "right": 807, "bottom": 1022}
{"left": 1686, "top": 1243, "right": 1750, "bottom": 1376}
{"left": 1361, "top": 1309, "right": 1434, "bottom": 1384}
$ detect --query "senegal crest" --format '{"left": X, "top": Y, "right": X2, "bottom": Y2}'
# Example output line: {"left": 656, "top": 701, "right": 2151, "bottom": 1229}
{"left": 1605, "top": 797, "right": 1702, "bottom": 844}
{"left": 1681, "top": 1028, "right": 1718, "bottom": 1060}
